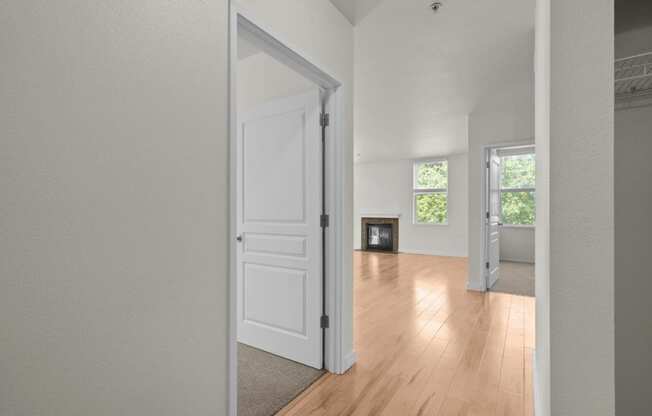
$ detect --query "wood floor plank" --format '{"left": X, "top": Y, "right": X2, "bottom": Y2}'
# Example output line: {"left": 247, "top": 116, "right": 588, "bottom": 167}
{"left": 278, "top": 252, "right": 535, "bottom": 416}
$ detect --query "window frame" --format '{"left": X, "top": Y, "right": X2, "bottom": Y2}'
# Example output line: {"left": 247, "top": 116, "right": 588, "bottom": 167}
{"left": 412, "top": 159, "right": 449, "bottom": 226}
{"left": 499, "top": 151, "right": 536, "bottom": 227}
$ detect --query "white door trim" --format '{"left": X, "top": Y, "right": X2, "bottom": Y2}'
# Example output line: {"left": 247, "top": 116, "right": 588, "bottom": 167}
{"left": 228, "top": 3, "right": 349, "bottom": 415}
{"left": 479, "top": 139, "right": 534, "bottom": 292}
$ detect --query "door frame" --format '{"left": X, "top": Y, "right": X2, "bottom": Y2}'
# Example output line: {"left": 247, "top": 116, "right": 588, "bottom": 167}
{"left": 228, "top": 3, "right": 347, "bottom": 415}
{"left": 481, "top": 140, "right": 534, "bottom": 292}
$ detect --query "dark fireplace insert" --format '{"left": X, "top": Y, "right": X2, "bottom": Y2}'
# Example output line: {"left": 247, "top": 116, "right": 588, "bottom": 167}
{"left": 361, "top": 217, "right": 399, "bottom": 253}
{"left": 367, "top": 224, "right": 393, "bottom": 251}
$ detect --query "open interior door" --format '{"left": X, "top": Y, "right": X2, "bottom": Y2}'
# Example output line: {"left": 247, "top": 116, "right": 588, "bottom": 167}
{"left": 236, "top": 89, "right": 323, "bottom": 369}
{"left": 487, "top": 149, "right": 502, "bottom": 289}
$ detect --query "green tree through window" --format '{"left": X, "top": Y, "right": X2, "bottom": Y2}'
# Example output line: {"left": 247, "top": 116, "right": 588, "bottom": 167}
{"left": 414, "top": 160, "right": 448, "bottom": 224}
{"left": 500, "top": 152, "right": 535, "bottom": 225}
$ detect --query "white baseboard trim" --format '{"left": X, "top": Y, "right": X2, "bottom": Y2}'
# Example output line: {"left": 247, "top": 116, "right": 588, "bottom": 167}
{"left": 341, "top": 351, "right": 357, "bottom": 373}
{"left": 466, "top": 278, "right": 486, "bottom": 292}
{"left": 533, "top": 349, "right": 543, "bottom": 416}
{"left": 500, "top": 257, "right": 535, "bottom": 264}
{"left": 355, "top": 248, "right": 468, "bottom": 258}
{"left": 398, "top": 248, "right": 468, "bottom": 258}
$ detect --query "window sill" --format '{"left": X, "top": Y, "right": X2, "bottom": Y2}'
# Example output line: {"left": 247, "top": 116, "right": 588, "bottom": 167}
{"left": 413, "top": 222, "right": 448, "bottom": 227}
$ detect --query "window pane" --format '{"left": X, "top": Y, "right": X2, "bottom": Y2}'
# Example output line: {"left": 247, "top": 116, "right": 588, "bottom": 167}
{"left": 501, "top": 154, "right": 535, "bottom": 189}
{"left": 501, "top": 191, "right": 535, "bottom": 225}
{"left": 415, "top": 161, "right": 448, "bottom": 189}
{"left": 415, "top": 192, "right": 447, "bottom": 224}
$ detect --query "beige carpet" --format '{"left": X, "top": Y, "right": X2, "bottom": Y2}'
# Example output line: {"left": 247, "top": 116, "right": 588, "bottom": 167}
{"left": 238, "top": 343, "right": 324, "bottom": 416}
{"left": 490, "top": 261, "right": 535, "bottom": 297}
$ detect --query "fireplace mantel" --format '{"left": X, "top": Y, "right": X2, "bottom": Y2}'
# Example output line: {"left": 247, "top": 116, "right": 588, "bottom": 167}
{"left": 359, "top": 212, "right": 401, "bottom": 219}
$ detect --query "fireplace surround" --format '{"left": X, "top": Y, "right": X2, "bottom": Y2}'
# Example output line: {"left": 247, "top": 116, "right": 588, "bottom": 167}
{"left": 361, "top": 217, "right": 399, "bottom": 253}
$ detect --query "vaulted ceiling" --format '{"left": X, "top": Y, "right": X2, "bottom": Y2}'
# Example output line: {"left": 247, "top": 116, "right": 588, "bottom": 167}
{"left": 329, "top": 0, "right": 384, "bottom": 25}
{"left": 352, "top": 0, "right": 535, "bottom": 162}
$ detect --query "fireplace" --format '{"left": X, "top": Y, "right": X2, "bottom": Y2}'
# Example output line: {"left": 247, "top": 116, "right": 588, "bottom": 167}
{"left": 361, "top": 217, "right": 399, "bottom": 253}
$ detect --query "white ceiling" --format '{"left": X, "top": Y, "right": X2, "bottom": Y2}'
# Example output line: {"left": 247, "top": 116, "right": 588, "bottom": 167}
{"left": 353, "top": 0, "right": 535, "bottom": 162}
{"left": 329, "top": 0, "right": 384, "bottom": 25}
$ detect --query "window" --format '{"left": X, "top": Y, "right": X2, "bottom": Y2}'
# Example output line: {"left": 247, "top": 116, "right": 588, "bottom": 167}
{"left": 413, "top": 160, "right": 448, "bottom": 224}
{"left": 500, "top": 151, "right": 535, "bottom": 225}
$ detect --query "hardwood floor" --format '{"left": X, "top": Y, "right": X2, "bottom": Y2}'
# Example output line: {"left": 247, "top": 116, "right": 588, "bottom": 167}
{"left": 278, "top": 251, "right": 535, "bottom": 416}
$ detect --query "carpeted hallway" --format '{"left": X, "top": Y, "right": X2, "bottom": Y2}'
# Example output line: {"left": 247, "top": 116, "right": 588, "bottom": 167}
{"left": 238, "top": 344, "right": 324, "bottom": 416}
{"left": 490, "top": 261, "right": 535, "bottom": 297}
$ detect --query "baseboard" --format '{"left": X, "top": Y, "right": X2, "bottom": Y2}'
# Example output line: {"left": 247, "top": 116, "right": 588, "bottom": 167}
{"left": 396, "top": 248, "right": 468, "bottom": 258}
{"left": 341, "top": 351, "right": 357, "bottom": 373}
{"left": 500, "top": 258, "right": 535, "bottom": 264}
{"left": 533, "top": 350, "right": 539, "bottom": 416}
{"left": 466, "top": 278, "right": 486, "bottom": 292}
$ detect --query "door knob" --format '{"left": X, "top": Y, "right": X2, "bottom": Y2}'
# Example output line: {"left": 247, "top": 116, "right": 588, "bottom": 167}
{"left": 236, "top": 235, "right": 243, "bottom": 242}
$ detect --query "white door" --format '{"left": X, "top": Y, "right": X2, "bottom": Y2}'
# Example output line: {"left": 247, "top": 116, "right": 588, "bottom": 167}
{"left": 487, "top": 149, "right": 502, "bottom": 289}
{"left": 236, "top": 89, "right": 322, "bottom": 369}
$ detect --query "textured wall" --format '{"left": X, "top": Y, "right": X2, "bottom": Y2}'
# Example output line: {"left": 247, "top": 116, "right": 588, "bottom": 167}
{"left": 500, "top": 227, "right": 535, "bottom": 263}
{"left": 549, "top": 0, "right": 615, "bottom": 414}
{"left": 0, "top": 1, "right": 229, "bottom": 415}
{"left": 615, "top": 101, "right": 652, "bottom": 414}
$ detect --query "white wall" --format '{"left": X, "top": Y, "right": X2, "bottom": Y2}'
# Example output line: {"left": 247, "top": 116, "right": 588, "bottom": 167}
{"left": 500, "top": 227, "right": 535, "bottom": 263}
{"left": 544, "top": 0, "right": 615, "bottom": 414}
{"left": 467, "top": 80, "right": 535, "bottom": 290}
{"left": 238, "top": 0, "right": 355, "bottom": 369}
{"left": 534, "top": 0, "right": 551, "bottom": 413}
{"left": 614, "top": 24, "right": 652, "bottom": 415}
{"left": 615, "top": 101, "right": 652, "bottom": 416}
{"left": 615, "top": 25, "right": 652, "bottom": 58}
{"left": 237, "top": 52, "right": 314, "bottom": 114}
{"left": 0, "top": 1, "right": 229, "bottom": 415}
{"left": 354, "top": 154, "right": 468, "bottom": 257}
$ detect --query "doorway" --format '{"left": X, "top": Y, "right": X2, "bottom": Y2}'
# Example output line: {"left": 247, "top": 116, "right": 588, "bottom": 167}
{"left": 484, "top": 144, "right": 536, "bottom": 297}
{"left": 228, "top": 7, "right": 347, "bottom": 416}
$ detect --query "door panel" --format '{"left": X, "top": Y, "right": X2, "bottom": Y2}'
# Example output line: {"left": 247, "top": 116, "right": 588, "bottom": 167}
{"left": 487, "top": 149, "right": 501, "bottom": 289}
{"left": 243, "top": 110, "right": 306, "bottom": 223}
{"left": 243, "top": 264, "right": 306, "bottom": 335}
{"left": 236, "top": 89, "right": 322, "bottom": 369}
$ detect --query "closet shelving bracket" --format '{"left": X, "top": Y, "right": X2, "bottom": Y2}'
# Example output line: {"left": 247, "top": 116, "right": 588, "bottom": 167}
{"left": 615, "top": 51, "right": 652, "bottom": 108}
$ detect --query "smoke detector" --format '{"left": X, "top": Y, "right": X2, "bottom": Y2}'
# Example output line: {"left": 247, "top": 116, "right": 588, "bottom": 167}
{"left": 431, "top": 2, "right": 443, "bottom": 12}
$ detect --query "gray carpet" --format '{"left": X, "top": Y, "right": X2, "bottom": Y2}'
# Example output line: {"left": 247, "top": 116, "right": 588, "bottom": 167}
{"left": 238, "top": 343, "right": 324, "bottom": 416}
{"left": 490, "top": 261, "right": 535, "bottom": 297}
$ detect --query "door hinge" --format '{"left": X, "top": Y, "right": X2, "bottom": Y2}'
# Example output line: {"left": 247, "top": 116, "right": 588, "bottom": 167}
{"left": 320, "top": 315, "right": 330, "bottom": 329}
{"left": 486, "top": 161, "right": 490, "bottom": 169}
{"left": 486, "top": 211, "right": 490, "bottom": 219}
{"left": 320, "top": 112, "right": 330, "bottom": 127}
{"left": 320, "top": 214, "right": 330, "bottom": 228}
{"left": 486, "top": 262, "right": 490, "bottom": 269}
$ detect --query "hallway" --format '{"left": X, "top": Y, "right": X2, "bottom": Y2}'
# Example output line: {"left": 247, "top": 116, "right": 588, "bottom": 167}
{"left": 279, "top": 252, "right": 535, "bottom": 416}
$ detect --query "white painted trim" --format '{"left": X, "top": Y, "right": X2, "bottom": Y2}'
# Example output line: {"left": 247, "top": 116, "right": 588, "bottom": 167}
{"left": 398, "top": 248, "right": 467, "bottom": 258}
{"left": 227, "top": 5, "right": 238, "bottom": 416}
{"left": 500, "top": 258, "right": 535, "bottom": 265}
{"left": 359, "top": 212, "right": 401, "bottom": 218}
{"left": 342, "top": 351, "right": 358, "bottom": 373}
{"left": 477, "top": 139, "right": 535, "bottom": 293}
{"left": 466, "top": 278, "right": 486, "bottom": 292}
{"left": 533, "top": 350, "right": 540, "bottom": 416}
{"left": 502, "top": 224, "right": 535, "bottom": 229}
{"left": 235, "top": 3, "right": 340, "bottom": 91}
{"left": 228, "top": 3, "right": 351, "bottom": 414}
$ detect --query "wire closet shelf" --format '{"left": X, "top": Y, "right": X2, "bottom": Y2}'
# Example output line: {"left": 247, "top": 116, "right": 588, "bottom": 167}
{"left": 615, "top": 51, "right": 652, "bottom": 106}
